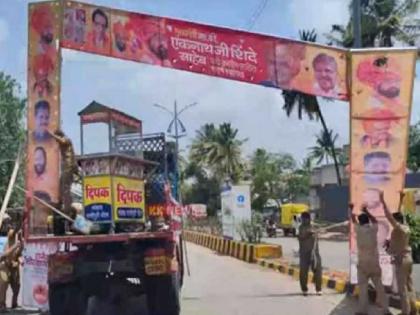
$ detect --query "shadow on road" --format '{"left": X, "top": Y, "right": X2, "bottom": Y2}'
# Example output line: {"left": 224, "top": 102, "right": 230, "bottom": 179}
{"left": 328, "top": 296, "right": 394, "bottom": 315}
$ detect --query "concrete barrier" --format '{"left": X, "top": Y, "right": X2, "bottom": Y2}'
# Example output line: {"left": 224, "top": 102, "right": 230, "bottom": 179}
{"left": 183, "top": 230, "right": 282, "bottom": 262}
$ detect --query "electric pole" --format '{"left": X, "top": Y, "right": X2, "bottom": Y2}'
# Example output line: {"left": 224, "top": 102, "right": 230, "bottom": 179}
{"left": 153, "top": 101, "right": 197, "bottom": 201}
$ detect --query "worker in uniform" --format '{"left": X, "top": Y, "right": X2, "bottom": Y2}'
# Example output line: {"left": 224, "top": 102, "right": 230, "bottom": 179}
{"left": 0, "top": 228, "right": 23, "bottom": 311}
{"left": 50, "top": 129, "right": 79, "bottom": 218}
{"left": 382, "top": 191, "right": 418, "bottom": 315}
{"left": 298, "top": 211, "right": 322, "bottom": 296}
{"left": 350, "top": 203, "right": 391, "bottom": 315}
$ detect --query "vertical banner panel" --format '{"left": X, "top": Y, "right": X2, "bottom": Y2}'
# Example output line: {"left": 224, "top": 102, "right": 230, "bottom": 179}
{"left": 27, "top": 1, "right": 61, "bottom": 236}
{"left": 349, "top": 49, "right": 417, "bottom": 285}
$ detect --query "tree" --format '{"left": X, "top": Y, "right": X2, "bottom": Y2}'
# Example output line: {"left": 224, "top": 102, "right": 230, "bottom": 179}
{"left": 282, "top": 29, "right": 342, "bottom": 185}
{"left": 309, "top": 129, "right": 339, "bottom": 165}
{"left": 249, "top": 149, "right": 309, "bottom": 210}
{"left": 190, "top": 123, "right": 246, "bottom": 183}
{"left": 181, "top": 162, "right": 221, "bottom": 216}
{"left": 327, "top": 0, "right": 420, "bottom": 48}
{"left": 408, "top": 122, "right": 420, "bottom": 172}
{"left": 0, "top": 73, "right": 26, "bottom": 208}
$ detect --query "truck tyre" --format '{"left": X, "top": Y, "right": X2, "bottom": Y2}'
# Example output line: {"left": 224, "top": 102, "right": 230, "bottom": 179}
{"left": 49, "top": 282, "right": 88, "bottom": 315}
{"left": 146, "top": 273, "right": 180, "bottom": 315}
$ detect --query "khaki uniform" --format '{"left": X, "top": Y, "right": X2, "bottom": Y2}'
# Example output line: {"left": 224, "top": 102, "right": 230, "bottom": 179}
{"left": 298, "top": 224, "right": 322, "bottom": 292}
{"left": 355, "top": 224, "right": 389, "bottom": 314}
{"left": 55, "top": 134, "right": 78, "bottom": 217}
{"left": 0, "top": 231, "right": 22, "bottom": 310}
{"left": 388, "top": 223, "right": 417, "bottom": 315}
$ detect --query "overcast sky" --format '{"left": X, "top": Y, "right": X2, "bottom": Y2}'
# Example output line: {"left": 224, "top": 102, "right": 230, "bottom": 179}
{"left": 0, "top": 0, "right": 419, "bottom": 162}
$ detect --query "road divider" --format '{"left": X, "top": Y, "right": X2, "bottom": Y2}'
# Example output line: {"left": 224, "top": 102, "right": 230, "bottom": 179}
{"left": 183, "top": 231, "right": 282, "bottom": 262}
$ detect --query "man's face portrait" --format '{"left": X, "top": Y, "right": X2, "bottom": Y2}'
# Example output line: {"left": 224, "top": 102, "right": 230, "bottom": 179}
{"left": 362, "top": 189, "right": 381, "bottom": 211}
{"left": 313, "top": 54, "right": 338, "bottom": 93}
{"left": 34, "top": 147, "right": 47, "bottom": 176}
{"left": 93, "top": 11, "right": 107, "bottom": 38}
{"left": 377, "top": 77, "right": 401, "bottom": 99}
{"left": 363, "top": 152, "right": 391, "bottom": 184}
{"left": 35, "top": 106, "right": 50, "bottom": 135}
{"left": 148, "top": 33, "right": 168, "bottom": 60}
{"left": 274, "top": 44, "right": 304, "bottom": 87}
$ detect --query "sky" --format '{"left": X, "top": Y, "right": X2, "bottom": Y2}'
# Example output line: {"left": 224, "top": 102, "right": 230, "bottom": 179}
{"left": 0, "top": 0, "right": 419, "bottom": 162}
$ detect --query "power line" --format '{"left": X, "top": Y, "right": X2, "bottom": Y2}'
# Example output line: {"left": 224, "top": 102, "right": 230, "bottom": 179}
{"left": 245, "top": 0, "right": 269, "bottom": 31}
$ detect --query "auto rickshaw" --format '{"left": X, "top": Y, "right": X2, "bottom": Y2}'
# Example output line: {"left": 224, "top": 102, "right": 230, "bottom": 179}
{"left": 279, "top": 203, "right": 309, "bottom": 236}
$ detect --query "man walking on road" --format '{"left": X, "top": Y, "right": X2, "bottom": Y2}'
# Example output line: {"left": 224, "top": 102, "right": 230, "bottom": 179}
{"left": 298, "top": 211, "right": 322, "bottom": 296}
{"left": 350, "top": 203, "right": 391, "bottom": 315}
{"left": 382, "top": 191, "right": 418, "bottom": 315}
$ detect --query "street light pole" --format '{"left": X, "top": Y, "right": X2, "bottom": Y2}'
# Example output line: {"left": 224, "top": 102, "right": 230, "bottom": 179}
{"left": 153, "top": 100, "right": 197, "bottom": 201}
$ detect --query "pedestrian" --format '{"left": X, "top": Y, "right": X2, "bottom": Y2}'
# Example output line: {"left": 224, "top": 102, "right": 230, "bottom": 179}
{"left": 382, "top": 191, "right": 418, "bottom": 315}
{"left": 350, "top": 203, "right": 391, "bottom": 315}
{"left": 298, "top": 211, "right": 322, "bottom": 296}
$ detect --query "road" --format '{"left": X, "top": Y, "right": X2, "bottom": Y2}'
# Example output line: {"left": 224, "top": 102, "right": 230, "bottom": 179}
{"left": 262, "top": 235, "right": 420, "bottom": 293}
{"left": 180, "top": 243, "right": 396, "bottom": 315}
{"left": 6, "top": 242, "right": 398, "bottom": 315}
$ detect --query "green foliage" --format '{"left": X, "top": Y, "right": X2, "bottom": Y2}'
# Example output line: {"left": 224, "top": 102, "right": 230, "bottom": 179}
{"left": 406, "top": 213, "right": 420, "bottom": 251}
{"left": 327, "top": 0, "right": 420, "bottom": 48}
{"left": 250, "top": 148, "right": 297, "bottom": 211}
{"left": 237, "top": 211, "right": 264, "bottom": 243}
{"left": 190, "top": 123, "right": 246, "bottom": 183}
{"left": 0, "top": 72, "right": 26, "bottom": 208}
{"left": 408, "top": 122, "right": 420, "bottom": 172}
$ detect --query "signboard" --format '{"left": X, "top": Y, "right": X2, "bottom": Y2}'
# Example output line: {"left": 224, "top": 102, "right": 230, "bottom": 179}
{"left": 221, "top": 185, "right": 252, "bottom": 241}
{"left": 83, "top": 175, "right": 112, "bottom": 222}
{"left": 112, "top": 176, "right": 145, "bottom": 221}
{"left": 22, "top": 242, "right": 58, "bottom": 311}
{"left": 187, "top": 204, "right": 207, "bottom": 218}
{"left": 349, "top": 49, "right": 417, "bottom": 285}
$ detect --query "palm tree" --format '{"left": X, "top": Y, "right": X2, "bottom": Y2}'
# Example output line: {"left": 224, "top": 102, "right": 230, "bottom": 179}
{"left": 282, "top": 30, "right": 342, "bottom": 185}
{"left": 326, "top": 0, "right": 420, "bottom": 48}
{"left": 310, "top": 129, "right": 339, "bottom": 165}
{"left": 190, "top": 123, "right": 246, "bottom": 183}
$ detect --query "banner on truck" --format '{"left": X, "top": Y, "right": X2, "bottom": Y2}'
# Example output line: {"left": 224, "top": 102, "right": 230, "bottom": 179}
{"left": 22, "top": 242, "right": 58, "bottom": 311}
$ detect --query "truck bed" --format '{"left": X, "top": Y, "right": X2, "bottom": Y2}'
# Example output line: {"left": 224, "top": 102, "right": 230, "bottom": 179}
{"left": 27, "top": 231, "right": 174, "bottom": 244}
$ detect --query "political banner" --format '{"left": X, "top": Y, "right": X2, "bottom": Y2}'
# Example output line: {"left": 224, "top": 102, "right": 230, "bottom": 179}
{"left": 349, "top": 49, "right": 417, "bottom": 285}
{"left": 61, "top": 1, "right": 348, "bottom": 100}
{"left": 27, "top": 1, "right": 61, "bottom": 236}
{"left": 22, "top": 242, "right": 58, "bottom": 311}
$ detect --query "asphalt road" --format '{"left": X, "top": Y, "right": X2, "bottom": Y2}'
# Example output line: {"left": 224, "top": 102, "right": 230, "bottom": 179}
{"left": 262, "top": 235, "right": 420, "bottom": 293}
{"left": 6, "top": 242, "right": 399, "bottom": 315}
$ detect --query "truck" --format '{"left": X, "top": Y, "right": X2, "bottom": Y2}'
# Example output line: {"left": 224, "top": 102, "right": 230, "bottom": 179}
{"left": 26, "top": 103, "right": 184, "bottom": 315}
{"left": 279, "top": 203, "right": 308, "bottom": 236}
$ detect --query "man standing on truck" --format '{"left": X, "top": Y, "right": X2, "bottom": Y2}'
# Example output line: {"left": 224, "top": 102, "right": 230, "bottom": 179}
{"left": 349, "top": 203, "right": 391, "bottom": 315}
{"left": 298, "top": 211, "right": 322, "bottom": 296}
{"left": 50, "top": 129, "right": 80, "bottom": 217}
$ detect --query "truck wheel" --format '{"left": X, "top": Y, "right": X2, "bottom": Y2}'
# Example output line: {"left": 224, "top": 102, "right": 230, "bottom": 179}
{"left": 49, "top": 282, "right": 88, "bottom": 315}
{"left": 145, "top": 273, "right": 180, "bottom": 315}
